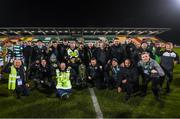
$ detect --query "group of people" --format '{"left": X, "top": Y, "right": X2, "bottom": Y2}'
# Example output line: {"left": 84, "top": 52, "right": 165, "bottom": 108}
{"left": 0, "top": 37, "right": 179, "bottom": 101}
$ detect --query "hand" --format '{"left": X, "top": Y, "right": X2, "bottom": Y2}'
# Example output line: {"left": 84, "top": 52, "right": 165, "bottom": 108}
{"left": 151, "top": 69, "right": 157, "bottom": 74}
{"left": 107, "top": 60, "right": 111, "bottom": 64}
{"left": 117, "top": 87, "right": 122, "bottom": 93}
{"left": 99, "top": 66, "right": 103, "bottom": 69}
{"left": 10, "top": 59, "right": 14, "bottom": 63}
{"left": 49, "top": 48, "right": 52, "bottom": 51}
{"left": 174, "top": 61, "right": 178, "bottom": 65}
{"left": 120, "top": 63, "right": 124, "bottom": 67}
{"left": 88, "top": 76, "right": 92, "bottom": 80}
{"left": 122, "top": 79, "right": 127, "bottom": 84}
{"left": 25, "top": 83, "right": 30, "bottom": 88}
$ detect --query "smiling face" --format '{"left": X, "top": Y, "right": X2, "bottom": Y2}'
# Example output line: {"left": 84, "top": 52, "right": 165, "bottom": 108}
{"left": 141, "top": 43, "right": 148, "bottom": 49}
{"left": 165, "top": 43, "right": 173, "bottom": 51}
{"left": 141, "top": 53, "right": 150, "bottom": 63}
{"left": 41, "top": 59, "right": 47, "bottom": 66}
{"left": 79, "top": 44, "right": 84, "bottom": 49}
{"left": 91, "top": 59, "right": 97, "bottom": 66}
{"left": 70, "top": 42, "right": 76, "bottom": 49}
{"left": 112, "top": 60, "right": 118, "bottom": 67}
{"left": 60, "top": 63, "right": 66, "bottom": 70}
{"left": 136, "top": 43, "right": 141, "bottom": 48}
{"left": 126, "top": 38, "right": 132, "bottom": 44}
{"left": 63, "top": 40, "right": 68, "bottom": 46}
{"left": 124, "top": 59, "right": 131, "bottom": 68}
{"left": 113, "top": 40, "right": 119, "bottom": 46}
{"left": 99, "top": 43, "right": 105, "bottom": 50}
{"left": 88, "top": 42, "right": 94, "bottom": 48}
{"left": 14, "top": 60, "right": 22, "bottom": 68}
{"left": 52, "top": 42, "right": 58, "bottom": 48}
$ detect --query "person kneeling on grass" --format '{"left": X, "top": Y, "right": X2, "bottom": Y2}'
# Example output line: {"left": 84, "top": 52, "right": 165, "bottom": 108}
{"left": 87, "top": 58, "right": 104, "bottom": 89}
{"left": 138, "top": 52, "right": 165, "bottom": 101}
{"left": 118, "top": 59, "right": 139, "bottom": 101}
{"left": 107, "top": 58, "right": 121, "bottom": 90}
{"left": 55, "top": 62, "right": 75, "bottom": 99}
{"left": 2, "top": 59, "right": 29, "bottom": 99}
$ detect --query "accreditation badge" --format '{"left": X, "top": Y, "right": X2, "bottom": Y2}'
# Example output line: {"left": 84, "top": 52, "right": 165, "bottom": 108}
{"left": 16, "top": 76, "right": 23, "bottom": 86}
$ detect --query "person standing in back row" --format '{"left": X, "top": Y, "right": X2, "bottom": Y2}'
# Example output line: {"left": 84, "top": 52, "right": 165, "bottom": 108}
{"left": 160, "top": 42, "right": 179, "bottom": 95}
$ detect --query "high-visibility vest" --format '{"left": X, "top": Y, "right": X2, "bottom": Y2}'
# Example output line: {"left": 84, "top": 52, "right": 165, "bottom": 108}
{"left": 67, "top": 49, "right": 79, "bottom": 58}
{"left": 8, "top": 66, "right": 17, "bottom": 90}
{"left": 56, "top": 69, "right": 72, "bottom": 89}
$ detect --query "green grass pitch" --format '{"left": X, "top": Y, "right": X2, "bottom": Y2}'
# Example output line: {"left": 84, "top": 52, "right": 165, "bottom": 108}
{"left": 0, "top": 48, "right": 180, "bottom": 118}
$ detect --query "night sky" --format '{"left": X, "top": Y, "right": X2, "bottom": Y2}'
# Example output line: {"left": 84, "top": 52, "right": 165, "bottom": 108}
{"left": 0, "top": 0, "right": 180, "bottom": 44}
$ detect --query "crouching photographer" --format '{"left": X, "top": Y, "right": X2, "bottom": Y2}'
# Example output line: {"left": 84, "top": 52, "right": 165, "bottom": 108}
{"left": 38, "top": 59, "right": 55, "bottom": 94}
{"left": 28, "top": 59, "right": 41, "bottom": 90}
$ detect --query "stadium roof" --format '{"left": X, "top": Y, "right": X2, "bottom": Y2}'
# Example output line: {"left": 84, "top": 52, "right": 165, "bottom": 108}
{"left": 0, "top": 27, "right": 170, "bottom": 37}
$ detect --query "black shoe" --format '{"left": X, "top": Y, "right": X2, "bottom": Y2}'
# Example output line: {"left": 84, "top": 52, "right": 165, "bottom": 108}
{"left": 17, "top": 95, "right": 21, "bottom": 99}
{"left": 155, "top": 96, "right": 161, "bottom": 101}
{"left": 166, "top": 91, "right": 170, "bottom": 96}
{"left": 140, "top": 93, "right": 146, "bottom": 97}
{"left": 65, "top": 94, "right": 70, "bottom": 99}
{"left": 61, "top": 94, "right": 70, "bottom": 100}
{"left": 124, "top": 95, "right": 130, "bottom": 101}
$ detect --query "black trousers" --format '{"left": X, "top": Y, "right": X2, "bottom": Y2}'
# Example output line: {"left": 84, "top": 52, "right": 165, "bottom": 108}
{"left": 15, "top": 85, "right": 29, "bottom": 98}
{"left": 87, "top": 78, "right": 103, "bottom": 89}
{"left": 87, "top": 78, "right": 95, "bottom": 87}
{"left": 161, "top": 68, "right": 173, "bottom": 93}
{"left": 107, "top": 78, "right": 118, "bottom": 89}
{"left": 123, "top": 83, "right": 135, "bottom": 97}
{"left": 141, "top": 75, "right": 161, "bottom": 97}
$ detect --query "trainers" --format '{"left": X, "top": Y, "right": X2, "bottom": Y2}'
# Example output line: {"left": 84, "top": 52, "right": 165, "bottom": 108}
{"left": 155, "top": 96, "right": 161, "bottom": 101}
{"left": 140, "top": 93, "right": 146, "bottom": 97}
{"left": 61, "top": 94, "right": 69, "bottom": 100}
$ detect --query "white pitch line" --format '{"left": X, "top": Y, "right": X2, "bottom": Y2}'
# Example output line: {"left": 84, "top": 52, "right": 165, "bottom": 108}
{"left": 89, "top": 88, "right": 103, "bottom": 119}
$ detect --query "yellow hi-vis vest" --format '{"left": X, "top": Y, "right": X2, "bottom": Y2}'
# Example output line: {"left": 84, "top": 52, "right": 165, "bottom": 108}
{"left": 56, "top": 69, "right": 72, "bottom": 89}
{"left": 8, "top": 66, "right": 17, "bottom": 90}
{"left": 67, "top": 49, "right": 79, "bottom": 58}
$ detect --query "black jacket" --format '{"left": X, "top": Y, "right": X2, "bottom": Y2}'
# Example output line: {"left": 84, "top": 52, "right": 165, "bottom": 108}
{"left": 119, "top": 65, "right": 139, "bottom": 85}
{"left": 23, "top": 45, "right": 33, "bottom": 60}
{"left": 39, "top": 65, "right": 53, "bottom": 80}
{"left": 124, "top": 43, "right": 137, "bottom": 59}
{"left": 87, "top": 64, "right": 103, "bottom": 80}
{"left": 94, "top": 48, "right": 110, "bottom": 66}
{"left": 31, "top": 46, "right": 47, "bottom": 62}
{"left": 57, "top": 44, "right": 69, "bottom": 62}
{"left": 48, "top": 46, "right": 59, "bottom": 62}
{"left": 28, "top": 62, "right": 41, "bottom": 79}
{"left": 109, "top": 44, "right": 125, "bottom": 63}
